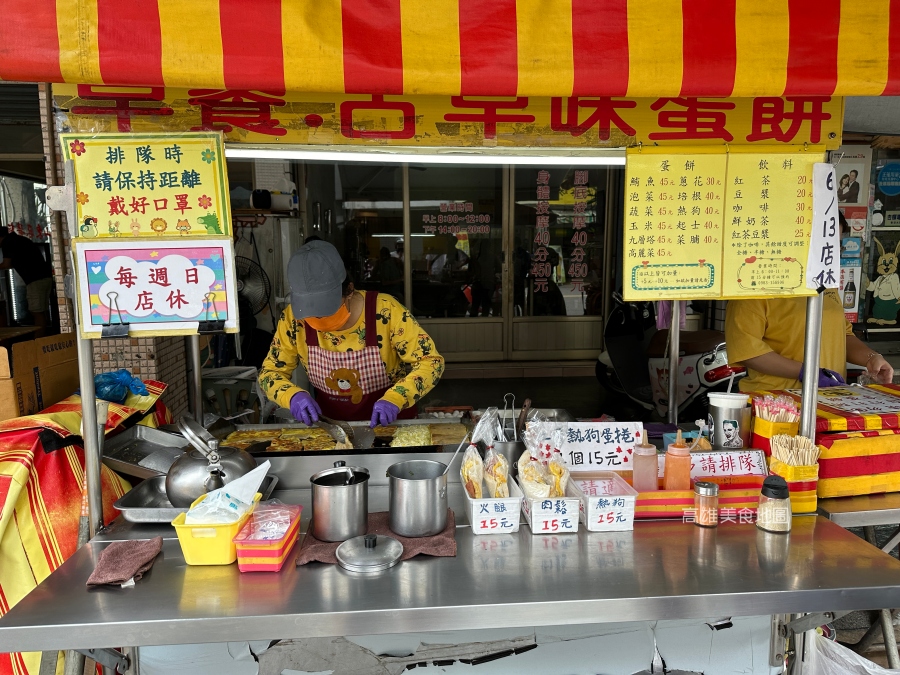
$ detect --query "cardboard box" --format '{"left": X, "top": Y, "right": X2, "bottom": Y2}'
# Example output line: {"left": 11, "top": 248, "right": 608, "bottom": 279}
{"left": 0, "top": 334, "right": 79, "bottom": 421}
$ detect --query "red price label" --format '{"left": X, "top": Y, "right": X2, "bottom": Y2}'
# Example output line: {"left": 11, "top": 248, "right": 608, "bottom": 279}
{"left": 541, "top": 518, "right": 560, "bottom": 532}
{"left": 480, "top": 518, "right": 499, "bottom": 530}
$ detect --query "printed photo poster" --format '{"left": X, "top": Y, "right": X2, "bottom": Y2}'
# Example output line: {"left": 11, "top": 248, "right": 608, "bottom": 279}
{"left": 74, "top": 238, "right": 239, "bottom": 339}
{"left": 721, "top": 147, "right": 822, "bottom": 298}
{"left": 59, "top": 132, "right": 231, "bottom": 238}
{"left": 829, "top": 145, "right": 872, "bottom": 207}
{"left": 623, "top": 147, "right": 727, "bottom": 301}
{"left": 865, "top": 227, "right": 900, "bottom": 328}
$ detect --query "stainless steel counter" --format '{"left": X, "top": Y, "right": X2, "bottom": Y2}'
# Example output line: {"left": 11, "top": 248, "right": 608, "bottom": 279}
{"left": 818, "top": 493, "right": 900, "bottom": 528}
{"left": 2, "top": 516, "right": 900, "bottom": 653}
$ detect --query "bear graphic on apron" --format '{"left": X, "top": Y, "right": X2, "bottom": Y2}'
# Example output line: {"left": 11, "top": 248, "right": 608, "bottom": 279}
{"left": 303, "top": 291, "right": 417, "bottom": 421}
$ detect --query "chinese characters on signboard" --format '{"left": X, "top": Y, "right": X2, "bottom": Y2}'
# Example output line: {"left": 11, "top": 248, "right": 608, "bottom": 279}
{"left": 721, "top": 150, "right": 818, "bottom": 297}
{"left": 74, "top": 239, "right": 239, "bottom": 339}
{"left": 624, "top": 147, "right": 823, "bottom": 301}
{"left": 624, "top": 150, "right": 726, "bottom": 300}
{"left": 421, "top": 202, "right": 493, "bottom": 235}
{"left": 651, "top": 449, "right": 767, "bottom": 478}
{"left": 59, "top": 132, "right": 231, "bottom": 239}
{"left": 562, "top": 422, "right": 644, "bottom": 472}
{"left": 808, "top": 163, "right": 841, "bottom": 290}
{"left": 54, "top": 86, "right": 844, "bottom": 150}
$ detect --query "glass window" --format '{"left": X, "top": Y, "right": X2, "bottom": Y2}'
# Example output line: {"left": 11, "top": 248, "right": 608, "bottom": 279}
{"left": 513, "top": 167, "right": 607, "bottom": 317}
{"left": 408, "top": 165, "right": 504, "bottom": 318}
{"left": 303, "top": 162, "right": 404, "bottom": 298}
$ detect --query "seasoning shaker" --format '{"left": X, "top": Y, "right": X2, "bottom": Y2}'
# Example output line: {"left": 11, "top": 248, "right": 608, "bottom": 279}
{"left": 756, "top": 475, "right": 792, "bottom": 533}
{"left": 693, "top": 481, "right": 719, "bottom": 527}
{"left": 632, "top": 442, "right": 659, "bottom": 492}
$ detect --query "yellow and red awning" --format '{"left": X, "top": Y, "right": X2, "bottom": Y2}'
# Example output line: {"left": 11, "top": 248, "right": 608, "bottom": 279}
{"left": 2, "top": 0, "right": 900, "bottom": 98}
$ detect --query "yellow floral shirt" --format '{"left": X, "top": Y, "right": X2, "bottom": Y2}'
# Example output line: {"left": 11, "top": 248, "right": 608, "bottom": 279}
{"left": 258, "top": 291, "right": 445, "bottom": 411}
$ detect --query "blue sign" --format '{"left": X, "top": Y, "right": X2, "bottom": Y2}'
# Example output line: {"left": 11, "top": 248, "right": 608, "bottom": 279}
{"left": 878, "top": 162, "right": 900, "bottom": 196}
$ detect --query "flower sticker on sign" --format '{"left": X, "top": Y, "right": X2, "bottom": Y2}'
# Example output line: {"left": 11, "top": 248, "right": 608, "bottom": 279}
{"left": 74, "top": 238, "right": 239, "bottom": 339}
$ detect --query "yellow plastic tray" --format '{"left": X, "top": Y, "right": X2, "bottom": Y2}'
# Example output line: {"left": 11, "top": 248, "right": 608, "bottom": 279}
{"left": 172, "top": 493, "right": 261, "bottom": 565}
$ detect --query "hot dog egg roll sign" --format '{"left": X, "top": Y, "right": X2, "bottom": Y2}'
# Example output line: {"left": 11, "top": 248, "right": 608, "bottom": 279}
{"left": 561, "top": 422, "right": 644, "bottom": 472}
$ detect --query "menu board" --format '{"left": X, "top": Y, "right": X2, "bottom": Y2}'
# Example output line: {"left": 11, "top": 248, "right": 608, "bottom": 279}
{"left": 721, "top": 149, "right": 818, "bottom": 298}
{"left": 624, "top": 149, "right": 726, "bottom": 300}
{"left": 624, "top": 146, "right": 825, "bottom": 301}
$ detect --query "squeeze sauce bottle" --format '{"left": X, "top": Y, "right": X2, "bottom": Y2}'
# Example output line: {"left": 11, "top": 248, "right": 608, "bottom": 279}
{"left": 663, "top": 430, "right": 692, "bottom": 491}
{"left": 632, "top": 442, "right": 659, "bottom": 492}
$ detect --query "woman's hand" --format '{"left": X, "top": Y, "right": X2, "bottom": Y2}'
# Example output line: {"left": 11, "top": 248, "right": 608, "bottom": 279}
{"left": 867, "top": 353, "right": 895, "bottom": 384}
{"left": 290, "top": 391, "right": 321, "bottom": 426}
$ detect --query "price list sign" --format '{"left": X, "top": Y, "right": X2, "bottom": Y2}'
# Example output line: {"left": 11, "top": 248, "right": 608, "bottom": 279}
{"left": 722, "top": 150, "right": 819, "bottom": 297}
{"left": 624, "top": 148, "right": 727, "bottom": 300}
{"left": 531, "top": 170, "right": 553, "bottom": 294}
{"left": 570, "top": 170, "right": 590, "bottom": 292}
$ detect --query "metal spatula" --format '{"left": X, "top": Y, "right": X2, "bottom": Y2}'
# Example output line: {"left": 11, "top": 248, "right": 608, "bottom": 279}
{"left": 319, "top": 415, "right": 375, "bottom": 450}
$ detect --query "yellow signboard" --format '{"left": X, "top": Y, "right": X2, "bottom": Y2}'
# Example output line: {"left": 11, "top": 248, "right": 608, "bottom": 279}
{"left": 53, "top": 85, "right": 844, "bottom": 150}
{"left": 624, "top": 146, "right": 825, "bottom": 301}
{"left": 59, "top": 132, "right": 231, "bottom": 239}
{"left": 721, "top": 148, "right": 820, "bottom": 298}
{"left": 624, "top": 148, "right": 726, "bottom": 300}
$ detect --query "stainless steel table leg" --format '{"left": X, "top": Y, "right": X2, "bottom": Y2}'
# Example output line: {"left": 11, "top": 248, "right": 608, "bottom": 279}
{"left": 864, "top": 526, "right": 900, "bottom": 667}
{"left": 38, "top": 651, "right": 57, "bottom": 675}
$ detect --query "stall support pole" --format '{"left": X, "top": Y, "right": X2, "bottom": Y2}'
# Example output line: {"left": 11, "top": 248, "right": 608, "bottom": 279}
{"left": 76, "top": 336, "right": 103, "bottom": 539}
{"left": 799, "top": 294, "right": 823, "bottom": 438}
{"left": 402, "top": 164, "right": 412, "bottom": 310}
{"left": 667, "top": 301, "right": 681, "bottom": 424}
{"left": 186, "top": 335, "right": 203, "bottom": 423}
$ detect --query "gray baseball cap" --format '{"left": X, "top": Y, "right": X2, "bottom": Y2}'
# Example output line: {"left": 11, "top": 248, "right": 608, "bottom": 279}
{"left": 288, "top": 241, "right": 347, "bottom": 319}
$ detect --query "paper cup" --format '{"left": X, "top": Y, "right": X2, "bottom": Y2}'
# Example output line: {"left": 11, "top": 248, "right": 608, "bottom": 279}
{"left": 707, "top": 392, "right": 750, "bottom": 409}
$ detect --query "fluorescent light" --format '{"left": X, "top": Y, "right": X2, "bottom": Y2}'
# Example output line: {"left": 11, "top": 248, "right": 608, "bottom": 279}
{"left": 226, "top": 146, "right": 626, "bottom": 166}
{"left": 372, "top": 233, "right": 434, "bottom": 237}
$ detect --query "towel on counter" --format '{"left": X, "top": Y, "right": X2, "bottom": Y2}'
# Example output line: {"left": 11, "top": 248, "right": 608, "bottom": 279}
{"left": 296, "top": 511, "right": 456, "bottom": 566}
{"left": 86, "top": 537, "right": 163, "bottom": 587}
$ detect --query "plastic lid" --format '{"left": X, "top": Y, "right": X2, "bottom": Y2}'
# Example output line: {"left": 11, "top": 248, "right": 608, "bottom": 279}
{"left": 708, "top": 393, "right": 750, "bottom": 408}
{"left": 634, "top": 443, "right": 658, "bottom": 456}
{"left": 694, "top": 481, "right": 719, "bottom": 496}
{"left": 336, "top": 534, "right": 403, "bottom": 573}
{"left": 761, "top": 475, "right": 790, "bottom": 500}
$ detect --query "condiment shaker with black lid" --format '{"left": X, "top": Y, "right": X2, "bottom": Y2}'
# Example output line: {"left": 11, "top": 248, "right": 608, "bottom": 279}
{"left": 756, "top": 475, "right": 791, "bottom": 533}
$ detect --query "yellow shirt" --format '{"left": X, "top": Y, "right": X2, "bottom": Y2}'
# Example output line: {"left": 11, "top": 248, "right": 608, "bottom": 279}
{"left": 725, "top": 291, "right": 853, "bottom": 393}
{"left": 258, "top": 291, "right": 445, "bottom": 410}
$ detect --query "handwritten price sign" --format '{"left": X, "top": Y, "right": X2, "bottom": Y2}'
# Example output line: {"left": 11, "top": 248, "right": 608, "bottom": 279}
{"left": 522, "top": 495, "right": 580, "bottom": 534}
{"left": 562, "top": 422, "right": 644, "bottom": 472}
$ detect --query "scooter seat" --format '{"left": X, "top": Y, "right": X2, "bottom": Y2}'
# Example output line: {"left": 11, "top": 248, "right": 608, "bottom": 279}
{"left": 647, "top": 329, "right": 725, "bottom": 358}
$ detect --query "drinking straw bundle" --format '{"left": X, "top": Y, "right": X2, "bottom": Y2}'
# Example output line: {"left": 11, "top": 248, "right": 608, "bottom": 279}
{"left": 753, "top": 395, "right": 800, "bottom": 423}
{"left": 770, "top": 434, "right": 819, "bottom": 466}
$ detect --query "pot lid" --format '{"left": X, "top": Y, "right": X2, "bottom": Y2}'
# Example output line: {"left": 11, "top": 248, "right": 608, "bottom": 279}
{"left": 336, "top": 534, "right": 402, "bottom": 573}
{"left": 177, "top": 416, "right": 217, "bottom": 456}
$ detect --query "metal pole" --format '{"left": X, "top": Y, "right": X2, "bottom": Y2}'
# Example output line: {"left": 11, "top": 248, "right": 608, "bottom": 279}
{"left": 186, "top": 334, "right": 203, "bottom": 423}
{"left": 402, "top": 164, "right": 412, "bottom": 309}
{"left": 667, "top": 301, "right": 681, "bottom": 424}
{"left": 76, "top": 336, "right": 103, "bottom": 538}
{"left": 799, "top": 294, "right": 824, "bottom": 438}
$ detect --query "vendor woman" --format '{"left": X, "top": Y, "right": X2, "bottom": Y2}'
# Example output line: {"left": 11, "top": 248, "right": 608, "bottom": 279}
{"left": 725, "top": 289, "right": 893, "bottom": 392}
{"left": 259, "top": 240, "right": 444, "bottom": 427}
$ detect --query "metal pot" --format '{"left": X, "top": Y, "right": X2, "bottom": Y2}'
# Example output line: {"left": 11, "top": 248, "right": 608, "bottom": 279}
{"left": 311, "top": 461, "right": 369, "bottom": 542}
{"left": 165, "top": 416, "right": 258, "bottom": 508}
{"left": 387, "top": 460, "right": 448, "bottom": 537}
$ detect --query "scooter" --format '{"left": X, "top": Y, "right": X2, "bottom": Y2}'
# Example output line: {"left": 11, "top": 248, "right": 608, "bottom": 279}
{"left": 597, "top": 293, "right": 746, "bottom": 420}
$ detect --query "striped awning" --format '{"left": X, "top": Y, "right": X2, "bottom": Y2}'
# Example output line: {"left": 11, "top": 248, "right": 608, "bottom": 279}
{"left": 2, "top": 0, "right": 899, "bottom": 98}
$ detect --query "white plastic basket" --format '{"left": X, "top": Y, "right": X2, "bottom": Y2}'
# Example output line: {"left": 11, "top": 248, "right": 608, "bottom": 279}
{"left": 568, "top": 472, "right": 638, "bottom": 532}
{"left": 463, "top": 475, "right": 523, "bottom": 535}
{"left": 518, "top": 479, "right": 580, "bottom": 535}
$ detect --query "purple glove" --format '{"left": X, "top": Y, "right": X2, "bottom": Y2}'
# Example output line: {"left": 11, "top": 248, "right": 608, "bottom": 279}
{"left": 370, "top": 400, "right": 400, "bottom": 428}
{"left": 799, "top": 365, "right": 846, "bottom": 388}
{"left": 290, "top": 391, "right": 321, "bottom": 426}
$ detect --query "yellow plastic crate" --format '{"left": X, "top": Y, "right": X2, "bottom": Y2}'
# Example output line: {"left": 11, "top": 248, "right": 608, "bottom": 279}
{"left": 172, "top": 493, "right": 261, "bottom": 565}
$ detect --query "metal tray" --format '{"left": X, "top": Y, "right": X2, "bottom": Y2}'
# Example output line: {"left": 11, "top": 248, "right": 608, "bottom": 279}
{"left": 102, "top": 426, "right": 188, "bottom": 479}
{"left": 114, "top": 474, "right": 279, "bottom": 524}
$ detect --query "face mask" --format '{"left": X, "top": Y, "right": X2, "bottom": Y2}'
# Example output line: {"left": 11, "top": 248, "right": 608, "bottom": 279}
{"left": 305, "top": 301, "right": 350, "bottom": 332}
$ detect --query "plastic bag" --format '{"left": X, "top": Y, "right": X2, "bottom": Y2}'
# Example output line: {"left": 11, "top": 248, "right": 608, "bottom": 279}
{"left": 547, "top": 429, "right": 570, "bottom": 498}
{"left": 811, "top": 631, "right": 900, "bottom": 674}
{"left": 237, "top": 500, "right": 299, "bottom": 541}
{"left": 92, "top": 369, "right": 149, "bottom": 404}
{"left": 518, "top": 449, "right": 551, "bottom": 500}
{"left": 484, "top": 447, "right": 509, "bottom": 498}
{"left": 461, "top": 445, "right": 484, "bottom": 499}
{"left": 184, "top": 490, "right": 252, "bottom": 525}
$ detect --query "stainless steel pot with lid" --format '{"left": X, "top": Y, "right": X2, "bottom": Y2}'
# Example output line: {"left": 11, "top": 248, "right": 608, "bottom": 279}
{"left": 311, "top": 461, "right": 369, "bottom": 542}
{"left": 165, "top": 416, "right": 257, "bottom": 508}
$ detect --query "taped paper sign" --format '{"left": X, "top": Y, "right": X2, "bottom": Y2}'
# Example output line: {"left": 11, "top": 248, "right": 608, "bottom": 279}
{"left": 561, "top": 422, "right": 644, "bottom": 472}
{"left": 74, "top": 238, "right": 239, "bottom": 338}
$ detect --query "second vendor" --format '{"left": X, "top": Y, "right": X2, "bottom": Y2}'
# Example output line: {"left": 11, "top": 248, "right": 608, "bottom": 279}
{"left": 259, "top": 240, "right": 445, "bottom": 427}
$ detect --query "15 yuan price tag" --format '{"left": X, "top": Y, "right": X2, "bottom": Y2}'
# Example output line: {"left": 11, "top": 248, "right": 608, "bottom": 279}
{"left": 587, "top": 497, "right": 636, "bottom": 532}
{"left": 563, "top": 422, "right": 643, "bottom": 472}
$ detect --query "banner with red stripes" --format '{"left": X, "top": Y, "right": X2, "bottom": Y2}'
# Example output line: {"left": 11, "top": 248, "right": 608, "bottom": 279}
{"left": 1, "top": 1, "right": 898, "bottom": 97}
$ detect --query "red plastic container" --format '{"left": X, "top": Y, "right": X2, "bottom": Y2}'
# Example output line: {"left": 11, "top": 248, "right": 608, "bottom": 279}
{"left": 233, "top": 504, "right": 302, "bottom": 572}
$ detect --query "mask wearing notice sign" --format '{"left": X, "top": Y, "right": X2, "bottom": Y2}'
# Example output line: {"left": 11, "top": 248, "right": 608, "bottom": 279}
{"left": 809, "top": 163, "right": 841, "bottom": 290}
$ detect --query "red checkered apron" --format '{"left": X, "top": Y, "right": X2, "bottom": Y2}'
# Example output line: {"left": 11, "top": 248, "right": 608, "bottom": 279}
{"left": 304, "top": 291, "right": 417, "bottom": 421}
